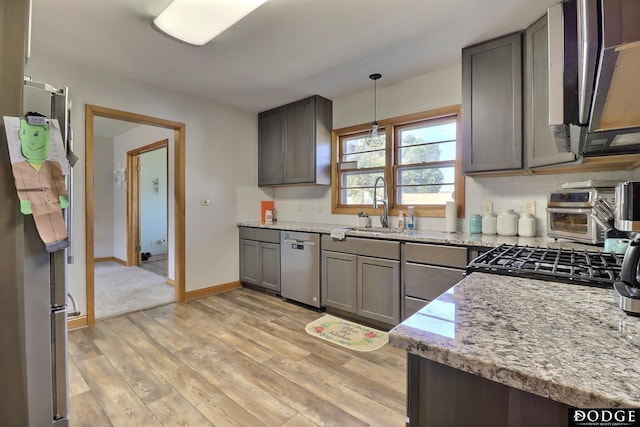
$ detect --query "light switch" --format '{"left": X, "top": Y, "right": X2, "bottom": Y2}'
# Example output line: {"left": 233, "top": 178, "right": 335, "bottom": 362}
{"left": 524, "top": 200, "right": 536, "bottom": 215}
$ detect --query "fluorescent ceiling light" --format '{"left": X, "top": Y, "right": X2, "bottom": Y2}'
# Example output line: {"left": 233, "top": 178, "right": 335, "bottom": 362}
{"left": 153, "top": 0, "right": 268, "bottom": 46}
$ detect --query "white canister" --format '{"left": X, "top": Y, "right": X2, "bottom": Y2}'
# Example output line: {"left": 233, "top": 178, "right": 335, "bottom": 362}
{"left": 482, "top": 212, "right": 497, "bottom": 235}
{"left": 518, "top": 213, "right": 536, "bottom": 237}
{"left": 497, "top": 209, "right": 518, "bottom": 236}
{"left": 265, "top": 209, "right": 273, "bottom": 223}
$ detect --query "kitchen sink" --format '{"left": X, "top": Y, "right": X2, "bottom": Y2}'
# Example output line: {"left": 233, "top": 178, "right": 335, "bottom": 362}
{"left": 349, "top": 227, "right": 403, "bottom": 234}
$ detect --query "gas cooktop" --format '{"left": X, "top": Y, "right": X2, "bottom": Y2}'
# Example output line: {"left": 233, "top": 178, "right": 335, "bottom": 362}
{"left": 467, "top": 244, "right": 624, "bottom": 288}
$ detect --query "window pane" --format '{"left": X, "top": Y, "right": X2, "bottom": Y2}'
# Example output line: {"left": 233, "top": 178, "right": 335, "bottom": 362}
{"left": 398, "top": 141, "right": 456, "bottom": 164}
{"left": 341, "top": 188, "right": 376, "bottom": 205}
{"left": 342, "top": 170, "right": 384, "bottom": 188}
{"left": 398, "top": 184, "right": 454, "bottom": 205}
{"left": 344, "top": 150, "right": 385, "bottom": 168}
{"left": 340, "top": 170, "right": 384, "bottom": 205}
{"left": 397, "top": 166, "right": 455, "bottom": 205}
{"left": 342, "top": 133, "right": 386, "bottom": 168}
{"left": 399, "top": 121, "right": 456, "bottom": 146}
{"left": 398, "top": 166, "right": 455, "bottom": 186}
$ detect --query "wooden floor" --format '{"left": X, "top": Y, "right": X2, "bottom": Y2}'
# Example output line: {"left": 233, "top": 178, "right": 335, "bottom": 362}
{"left": 69, "top": 287, "right": 407, "bottom": 426}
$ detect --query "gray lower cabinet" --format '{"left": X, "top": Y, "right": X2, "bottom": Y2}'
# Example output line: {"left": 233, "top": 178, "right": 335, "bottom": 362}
{"left": 462, "top": 32, "right": 523, "bottom": 173}
{"left": 357, "top": 256, "right": 400, "bottom": 325}
{"left": 401, "top": 243, "right": 467, "bottom": 320}
{"left": 258, "top": 95, "right": 332, "bottom": 186}
{"left": 239, "top": 227, "right": 281, "bottom": 292}
{"left": 321, "top": 235, "right": 400, "bottom": 327}
{"left": 322, "top": 251, "right": 357, "bottom": 312}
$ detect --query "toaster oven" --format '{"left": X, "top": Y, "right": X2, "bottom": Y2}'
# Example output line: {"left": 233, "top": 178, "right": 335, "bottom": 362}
{"left": 546, "top": 187, "right": 614, "bottom": 244}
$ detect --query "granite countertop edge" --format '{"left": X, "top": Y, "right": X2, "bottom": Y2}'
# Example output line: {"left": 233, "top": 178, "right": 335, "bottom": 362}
{"left": 237, "top": 221, "right": 599, "bottom": 250}
{"left": 388, "top": 273, "right": 640, "bottom": 409}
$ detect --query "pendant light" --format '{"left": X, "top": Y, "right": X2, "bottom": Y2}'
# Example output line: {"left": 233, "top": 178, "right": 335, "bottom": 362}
{"left": 366, "top": 73, "right": 384, "bottom": 147}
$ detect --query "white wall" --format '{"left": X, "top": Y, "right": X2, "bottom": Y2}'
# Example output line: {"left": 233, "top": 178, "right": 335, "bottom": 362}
{"left": 273, "top": 63, "right": 638, "bottom": 232}
{"left": 26, "top": 53, "right": 261, "bottom": 315}
{"left": 140, "top": 148, "right": 168, "bottom": 256}
{"left": 93, "top": 135, "right": 114, "bottom": 257}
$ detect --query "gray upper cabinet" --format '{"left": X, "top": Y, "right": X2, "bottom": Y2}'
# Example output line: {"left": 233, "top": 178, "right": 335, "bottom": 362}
{"left": 525, "top": 15, "right": 577, "bottom": 169}
{"left": 462, "top": 32, "right": 524, "bottom": 173}
{"left": 258, "top": 95, "right": 332, "bottom": 186}
{"left": 258, "top": 108, "right": 285, "bottom": 186}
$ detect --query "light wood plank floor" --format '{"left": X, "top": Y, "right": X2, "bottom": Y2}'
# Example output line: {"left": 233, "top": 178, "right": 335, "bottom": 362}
{"left": 69, "top": 287, "right": 407, "bottom": 426}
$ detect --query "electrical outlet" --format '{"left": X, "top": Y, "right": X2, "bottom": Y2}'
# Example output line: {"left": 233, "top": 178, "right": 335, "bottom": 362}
{"left": 481, "top": 201, "right": 493, "bottom": 214}
{"left": 200, "top": 199, "right": 211, "bottom": 206}
{"left": 524, "top": 200, "right": 536, "bottom": 215}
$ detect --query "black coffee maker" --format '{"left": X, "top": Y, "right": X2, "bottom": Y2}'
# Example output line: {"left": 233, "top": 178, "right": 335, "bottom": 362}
{"left": 614, "top": 181, "right": 640, "bottom": 315}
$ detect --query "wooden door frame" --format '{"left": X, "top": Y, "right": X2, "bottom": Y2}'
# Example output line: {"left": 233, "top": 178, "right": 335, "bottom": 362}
{"left": 85, "top": 105, "right": 186, "bottom": 326}
{"left": 126, "top": 139, "right": 168, "bottom": 267}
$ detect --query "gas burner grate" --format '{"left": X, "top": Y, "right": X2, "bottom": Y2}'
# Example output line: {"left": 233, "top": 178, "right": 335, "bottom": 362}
{"left": 466, "top": 244, "right": 624, "bottom": 287}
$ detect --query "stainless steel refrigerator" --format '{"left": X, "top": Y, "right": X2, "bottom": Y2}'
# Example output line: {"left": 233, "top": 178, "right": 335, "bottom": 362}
{"left": 17, "top": 80, "right": 72, "bottom": 427}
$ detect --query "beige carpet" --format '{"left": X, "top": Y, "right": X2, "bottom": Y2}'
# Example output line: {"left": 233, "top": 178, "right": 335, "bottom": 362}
{"left": 95, "top": 261, "right": 174, "bottom": 320}
{"left": 305, "top": 314, "right": 389, "bottom": 352}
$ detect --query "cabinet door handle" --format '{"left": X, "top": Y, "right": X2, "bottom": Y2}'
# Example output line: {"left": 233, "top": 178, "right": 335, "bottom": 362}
{"left": 284, "top": 239, "right": 315, "bottom": 246}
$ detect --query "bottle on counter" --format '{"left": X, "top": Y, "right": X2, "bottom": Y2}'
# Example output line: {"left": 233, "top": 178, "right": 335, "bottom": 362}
{"left": 407, "top": 206, "right": 415, "bottom": 230}
{"left": 397, "top": 211, "right": 405, "bottom": 230}
{"left": 518, "top": 213, "right": 536, "bottom": 237}
{"left": 482, "top": 212, "right": 497, "bottom": 235}
{"left": 497, "top": 209, "right": 518, "bottom": 236}
{"left": 469, "top": 214, "right": 482, "bottom": 234}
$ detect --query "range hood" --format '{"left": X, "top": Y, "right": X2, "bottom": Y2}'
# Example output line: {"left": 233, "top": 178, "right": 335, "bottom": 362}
{"left": 549, "top": 0, "right": 640, "bottom": 156}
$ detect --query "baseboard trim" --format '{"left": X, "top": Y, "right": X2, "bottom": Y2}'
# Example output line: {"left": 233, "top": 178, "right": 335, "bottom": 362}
{"left": 68, "top": 315, "right": 88, "bottom": 330}
{"left": 94, "top": 256, "right": 127, "bottom": 265}
{"left": 185, "top": 281, "right": 242, "bottom": 301}
{"left": 167, "top": 278, "right": 176, "bottom": 287}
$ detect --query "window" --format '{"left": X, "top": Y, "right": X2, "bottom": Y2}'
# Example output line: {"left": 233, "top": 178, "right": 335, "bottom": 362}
{"left": 332, "top": 105, "right": 464, "bottom": 218}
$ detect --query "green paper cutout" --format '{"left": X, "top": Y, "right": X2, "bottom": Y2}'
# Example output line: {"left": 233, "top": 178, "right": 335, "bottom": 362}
{"left": 19, "top": 118, "right": 50, "bottom": 165}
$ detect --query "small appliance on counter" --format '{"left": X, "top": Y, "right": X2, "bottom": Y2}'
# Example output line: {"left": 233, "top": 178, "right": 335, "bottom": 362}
{"left": 613, "top": 181, "right": 640, "bottom": 315}
{"left": 546, "top": 182, "right": 617, "bottom": 244}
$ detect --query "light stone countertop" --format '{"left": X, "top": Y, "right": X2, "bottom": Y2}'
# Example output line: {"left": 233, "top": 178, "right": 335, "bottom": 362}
{"left": 237, "top": 220, "right": 599, "bottom": 250}
{"left": 388, "top": 272, "right": 640, "bottom": 408}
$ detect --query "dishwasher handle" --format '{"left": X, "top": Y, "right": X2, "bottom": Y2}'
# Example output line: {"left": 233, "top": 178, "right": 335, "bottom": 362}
{"left": 283, "top": 238, "right": 315, "bottom": 246}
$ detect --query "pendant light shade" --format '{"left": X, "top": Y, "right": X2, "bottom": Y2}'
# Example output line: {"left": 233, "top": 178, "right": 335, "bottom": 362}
{"left": 366, "top": 73, "right": 384, "bottom": 147}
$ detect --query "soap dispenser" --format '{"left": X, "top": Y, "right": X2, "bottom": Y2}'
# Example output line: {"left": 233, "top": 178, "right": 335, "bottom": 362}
{"left": 397, "top": 211, "right": 405, "bottom": 230}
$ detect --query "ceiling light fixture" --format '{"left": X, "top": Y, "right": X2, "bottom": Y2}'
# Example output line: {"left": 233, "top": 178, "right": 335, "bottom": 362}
{"left": 366, "top": 73, "right": 384, "bottom": 148}
{"left": 153, "top": 0, "right": 269, "bottom": 46}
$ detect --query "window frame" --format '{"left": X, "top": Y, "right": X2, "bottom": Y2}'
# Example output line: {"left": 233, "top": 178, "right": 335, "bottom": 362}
{"left": 331, "top": 104, "right": 464, "bottom": 218}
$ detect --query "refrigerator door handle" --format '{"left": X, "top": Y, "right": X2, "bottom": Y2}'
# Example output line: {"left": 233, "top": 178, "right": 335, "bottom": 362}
{"left": 52, "top": 309, "right": 69, "bottom": 421}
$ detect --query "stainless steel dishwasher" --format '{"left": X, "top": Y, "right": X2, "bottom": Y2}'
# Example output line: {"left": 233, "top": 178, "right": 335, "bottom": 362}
{"left": 280, "top": 231, "right": 321, "bottom": 308}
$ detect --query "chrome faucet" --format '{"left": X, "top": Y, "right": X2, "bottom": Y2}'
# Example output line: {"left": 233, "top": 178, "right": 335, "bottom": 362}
{"left": 373, "top": 176, "right": 389, "bottom": 228}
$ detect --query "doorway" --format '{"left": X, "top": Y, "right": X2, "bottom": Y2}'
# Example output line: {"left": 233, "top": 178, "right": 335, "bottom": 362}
{"left": 85, "top": 105, "right": 186, "bottom": 326}
{"left": 127, "top": 139, "right": 169, "bottom": 271}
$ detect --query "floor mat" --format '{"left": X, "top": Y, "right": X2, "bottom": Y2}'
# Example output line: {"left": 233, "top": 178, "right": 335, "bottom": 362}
{"left": 305, "top": 314, "right": 388, "bottom": 352}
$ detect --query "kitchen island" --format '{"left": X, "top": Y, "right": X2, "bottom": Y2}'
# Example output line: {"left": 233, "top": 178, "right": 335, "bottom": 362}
{"left": 389, "top": 272, "right": 640, "bottom": 426}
